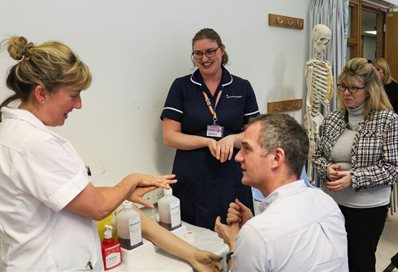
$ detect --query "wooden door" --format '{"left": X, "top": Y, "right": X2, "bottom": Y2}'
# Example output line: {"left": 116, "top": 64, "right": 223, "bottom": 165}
{"left": 385, "top": 13, "right": 398, "bottom": 80}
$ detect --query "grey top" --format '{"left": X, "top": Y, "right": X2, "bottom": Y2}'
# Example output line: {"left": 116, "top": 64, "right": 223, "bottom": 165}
{"left": 327, "top": 104, "right": 391, "bottom": 208}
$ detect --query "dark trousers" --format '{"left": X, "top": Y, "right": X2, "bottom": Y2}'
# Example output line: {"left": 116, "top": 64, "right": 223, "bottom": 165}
{"left": 339, "top": 205, "right": 388, "bottom": 272}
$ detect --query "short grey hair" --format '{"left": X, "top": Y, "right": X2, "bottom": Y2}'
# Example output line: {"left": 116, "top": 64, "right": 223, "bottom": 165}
{"left": 248, "top": 114, "right": 309, "bottom": 178}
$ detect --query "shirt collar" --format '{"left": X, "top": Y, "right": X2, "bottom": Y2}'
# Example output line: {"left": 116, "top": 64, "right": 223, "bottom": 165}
{"left": 1, "top": 107, "right": 70, "bottom": 144}
{"left": 258, "top": 179, "right": 307, "bottom": 212}
{"left": 1, "top": 107, "right": 47, "bottom": 130}
{"left": 190, "top": 65, "right": 233, "bottom": 87}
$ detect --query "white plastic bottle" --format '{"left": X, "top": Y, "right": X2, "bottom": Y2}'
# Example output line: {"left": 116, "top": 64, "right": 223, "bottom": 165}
{"left": 116, "top": 201, "right": 143, "bottom": 250}
{"left": 158, "top": 188, "right": 182, "bottom": 230}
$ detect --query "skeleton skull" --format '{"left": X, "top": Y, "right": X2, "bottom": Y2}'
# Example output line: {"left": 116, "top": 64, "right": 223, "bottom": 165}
{"left": 312, "top": 24, "right": 331, "bottom": 55}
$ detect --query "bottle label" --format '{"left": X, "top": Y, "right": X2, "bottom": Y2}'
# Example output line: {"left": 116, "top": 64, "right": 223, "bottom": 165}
{"left": 128, "top": 217, "right": 142, "bottom": 247}
{"left": 169, "top": 201, "right": 181, "bottom": 229}
{"left": 104, "top": 245, "right": 121, "bottom": 269}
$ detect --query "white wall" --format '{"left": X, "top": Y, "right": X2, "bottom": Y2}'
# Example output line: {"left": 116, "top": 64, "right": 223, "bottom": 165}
{"left": 0, "top": 0, "right": 311, "bottom": 186}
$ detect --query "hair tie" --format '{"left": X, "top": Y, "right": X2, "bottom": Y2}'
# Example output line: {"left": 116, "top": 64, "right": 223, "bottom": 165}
{"left": 22, "top": 45, "right": 30, "bottom": 58}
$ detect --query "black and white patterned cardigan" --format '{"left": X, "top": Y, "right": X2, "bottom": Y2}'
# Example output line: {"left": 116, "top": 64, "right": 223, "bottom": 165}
{"left": 313, "top": 109, "right": 398, "bottom": 191}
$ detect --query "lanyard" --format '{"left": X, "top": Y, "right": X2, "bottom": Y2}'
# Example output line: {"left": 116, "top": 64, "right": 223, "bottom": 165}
{"left": 202, "top": 89, "right": 223, "bottom": 124}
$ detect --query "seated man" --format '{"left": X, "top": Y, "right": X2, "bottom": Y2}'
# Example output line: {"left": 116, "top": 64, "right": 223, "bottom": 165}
{"left": 252, "top": 165, "right": 310, "bottom": 202}
{"left": 215, "top": 113, "right": 348, "bottom": 272}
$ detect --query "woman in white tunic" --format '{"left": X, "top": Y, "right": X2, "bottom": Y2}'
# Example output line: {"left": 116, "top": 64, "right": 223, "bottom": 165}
{"left": 0, "top": 36, "right": 222, "bottom": 272}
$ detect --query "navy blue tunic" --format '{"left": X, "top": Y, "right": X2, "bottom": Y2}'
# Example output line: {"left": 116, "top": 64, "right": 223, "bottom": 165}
{"left": 161, "top": 66, "right": 259, "bottom": 230}
{"left": 384, "top": 80, "right": 398, "bottom": 114}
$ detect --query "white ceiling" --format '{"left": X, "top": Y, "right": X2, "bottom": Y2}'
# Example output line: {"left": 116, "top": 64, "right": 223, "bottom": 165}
{"left": 385, "top": 0, "right": 398, "bottom": 6}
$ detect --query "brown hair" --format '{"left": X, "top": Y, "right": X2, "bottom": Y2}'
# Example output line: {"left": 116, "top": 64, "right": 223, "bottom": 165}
{"left": 192, "top": 28, "right": 229, "bottom": 65}
{"left": 1, "top": 36, "right": 91, "bottom": 120}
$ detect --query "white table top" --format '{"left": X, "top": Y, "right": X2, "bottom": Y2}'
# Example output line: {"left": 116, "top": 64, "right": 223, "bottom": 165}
{"left": 111, "top": 222, "right": 229, "bottom": 272}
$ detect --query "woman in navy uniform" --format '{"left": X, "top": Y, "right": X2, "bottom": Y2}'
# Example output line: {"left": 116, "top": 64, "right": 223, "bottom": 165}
{"left": 161, "top": 28, "right": 259, "bottom": 230}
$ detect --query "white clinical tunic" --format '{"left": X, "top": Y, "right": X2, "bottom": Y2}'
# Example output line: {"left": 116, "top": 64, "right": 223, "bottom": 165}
{"left": 233, "top": 180, "right": 348, "bottom": 272}
{"left": 0, "top": 107, "right": 103, "bottom": 271}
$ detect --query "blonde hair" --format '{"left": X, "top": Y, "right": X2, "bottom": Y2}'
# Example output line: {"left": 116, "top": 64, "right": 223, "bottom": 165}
{"left": 1, "top": 36, "right": 91, "bottom": 116}
{"left": 337, "top": 57, "right": 393, "bottom": 116}
{"left": 372, "top": 57, "right": 394, "bottom": 85}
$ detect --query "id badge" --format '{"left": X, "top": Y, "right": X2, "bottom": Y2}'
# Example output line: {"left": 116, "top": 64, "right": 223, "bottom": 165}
{"left": 207, "top": 124, "right": 224, "bottom": 138}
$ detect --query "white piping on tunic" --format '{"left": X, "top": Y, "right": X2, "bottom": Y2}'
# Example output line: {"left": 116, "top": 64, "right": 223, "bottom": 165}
{"left": 190, "top": 73, "right": 202, "bottom": 86}
{"left": 190, "top": 68, "right": 233, "bottom": 87}
{"left": 163, "top": 107, "right": 183, "bottom": 114}
{"left": 244, "top": 110, "right": 260, "bottom": 116}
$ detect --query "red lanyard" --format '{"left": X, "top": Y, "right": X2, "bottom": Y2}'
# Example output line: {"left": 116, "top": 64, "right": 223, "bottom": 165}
{"left": 202, "top": 90, "right": 223, "bottom": 124}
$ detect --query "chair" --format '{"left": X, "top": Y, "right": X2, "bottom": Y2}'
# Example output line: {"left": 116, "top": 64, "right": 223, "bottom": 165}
{"left": 383, "top": 252, "right": 398, "bottom": 272}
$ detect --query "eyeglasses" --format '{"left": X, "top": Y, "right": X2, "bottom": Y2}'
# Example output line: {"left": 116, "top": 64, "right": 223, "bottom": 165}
{"left": 192, "top": 47, "right": 220, "bottom": 59}
{"left": 337, "top": 84, "right": 366, "bottom": 94}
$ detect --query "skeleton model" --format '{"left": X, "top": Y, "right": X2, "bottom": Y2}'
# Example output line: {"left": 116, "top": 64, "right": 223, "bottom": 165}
{"left": 304, "top": 24, "right": 334, "bottom": 182}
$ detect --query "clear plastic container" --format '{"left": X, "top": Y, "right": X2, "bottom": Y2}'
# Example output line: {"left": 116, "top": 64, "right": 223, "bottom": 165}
{"left": 116, "top": 201, "right": 143, "bottom": 250}
{"left": 158, "top": 188, "right": 182, "bottom": 230}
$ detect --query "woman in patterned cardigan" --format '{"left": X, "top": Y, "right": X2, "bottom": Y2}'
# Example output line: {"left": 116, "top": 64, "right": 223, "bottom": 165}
{"left": 313, "top": 57, "right": 398, "bottom": 272}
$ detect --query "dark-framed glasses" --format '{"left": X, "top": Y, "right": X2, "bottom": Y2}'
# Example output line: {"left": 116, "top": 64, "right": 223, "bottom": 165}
{"left": 337, "top": 84, "right": 366, "bottom": 94}
{"left": 192, "top": 47, "right": 219, "bottom": 59}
